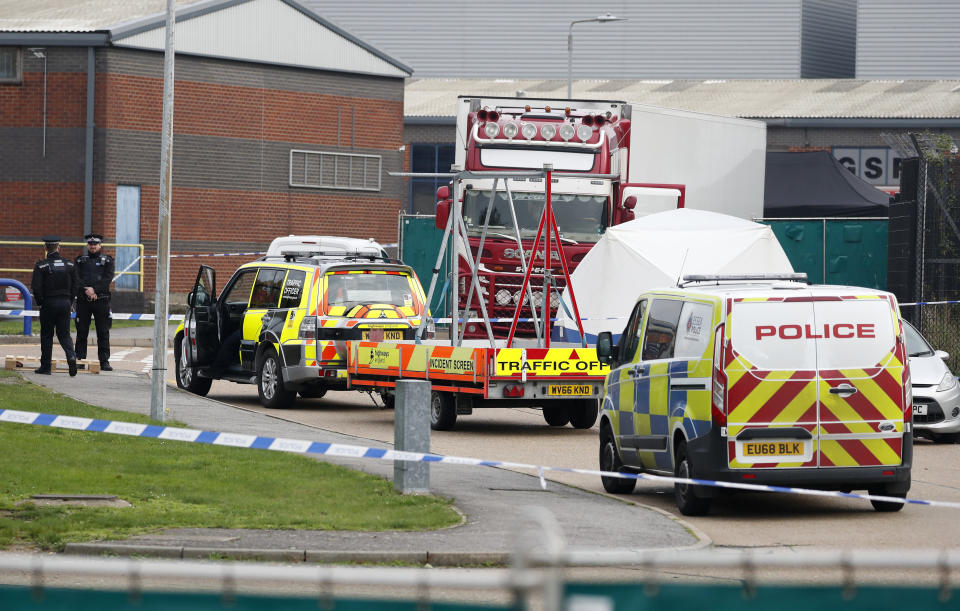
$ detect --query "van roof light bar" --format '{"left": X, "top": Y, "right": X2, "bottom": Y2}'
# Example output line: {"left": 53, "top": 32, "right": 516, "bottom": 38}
{"left": 682, "top": 273, "right": 808, "bottom": 285}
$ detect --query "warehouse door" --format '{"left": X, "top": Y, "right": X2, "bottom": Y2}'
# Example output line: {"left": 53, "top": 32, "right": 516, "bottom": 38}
{"left": 116, "top": 185, "right": 141, "bottom": 290}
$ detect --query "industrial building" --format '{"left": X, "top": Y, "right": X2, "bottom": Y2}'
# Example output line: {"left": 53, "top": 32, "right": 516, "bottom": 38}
{"left": 0, "top": 0, "right": 411, "bottom": 298}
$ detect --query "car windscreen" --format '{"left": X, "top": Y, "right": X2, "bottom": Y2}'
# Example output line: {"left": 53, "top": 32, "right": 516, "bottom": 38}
{"left": 903, "top": 320, "right": 934, "bottom": 357}
{"left": 323, "top": 271, "right": 421, "bottom": 316}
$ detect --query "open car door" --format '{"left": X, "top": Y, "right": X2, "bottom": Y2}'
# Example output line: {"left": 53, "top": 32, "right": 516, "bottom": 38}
{"left": 185, "top": 265, "right": 218, "bottom": 367}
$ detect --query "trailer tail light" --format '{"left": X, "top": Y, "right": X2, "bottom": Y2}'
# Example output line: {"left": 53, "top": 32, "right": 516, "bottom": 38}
{"left": 298, "top": 316, "right": 317, "bottom": 340}
{"left": 503, "top": 384, "right": 525, "bottom": 398}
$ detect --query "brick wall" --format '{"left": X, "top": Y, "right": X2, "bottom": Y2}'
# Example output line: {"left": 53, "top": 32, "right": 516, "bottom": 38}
{"left": 2, "top": 46, "right": 407, "bottom": 305}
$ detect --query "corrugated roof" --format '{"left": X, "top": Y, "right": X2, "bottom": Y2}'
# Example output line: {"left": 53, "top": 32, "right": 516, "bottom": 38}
{"left": 0, "top": 0, "right": 208, "bottom": 32}
{"left": 0, "top": 0, "right": 411, "bottom": 76}
{"left": 405, "top": 78, "right": 960, "bottom": 120}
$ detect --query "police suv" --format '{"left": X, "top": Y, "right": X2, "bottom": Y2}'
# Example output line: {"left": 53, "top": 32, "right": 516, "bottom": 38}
{"left": 174, "top": 236, "right": 432, "bottom": 409}
{"left": 596, "top": 274, "right": 912, "bottom": 516}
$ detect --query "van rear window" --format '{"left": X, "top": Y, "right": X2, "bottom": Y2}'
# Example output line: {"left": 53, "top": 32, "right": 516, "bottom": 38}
{"left": 813, "top": 300, "right": 895, "bottom": 370}
{"left": 730, "top": 301, "right": 817, "bottom": 371}
{"left": 730, "top": 299, "right": 896, "bottom": 372}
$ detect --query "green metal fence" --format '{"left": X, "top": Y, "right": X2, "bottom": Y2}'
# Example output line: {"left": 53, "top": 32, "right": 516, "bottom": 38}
{"left": 758, "top": 218, "right": 888, "bottom": 289}
{"left": 398, "top": 213, "right": 448, "bottom": 316}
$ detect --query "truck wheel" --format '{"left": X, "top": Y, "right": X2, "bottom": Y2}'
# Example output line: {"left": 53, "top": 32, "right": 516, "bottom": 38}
{"left": 869, "top": 487, "right": 906, "bottom": 512}
{"left": 175, "top": 334, "right": 212, "bottom": 397}
{"left": 430, "top": 391, "right": 457, "bottom": 430}
{"left": 298, "top": 385, "right": 327, "bottom": 400}
{"left": 543, "top": 408, "right": 569, "bottom": 427}
{"left": 569, "top": 399, "right": 599, "bottom": 429}
{"left": 600, "top": 429, "right": 636, "bottom": 494}
{"left": 674, "top": 440, "right": 711, "bottom": 516}
{"left": 258, "top": 348, "right": 296, "bottom": 409}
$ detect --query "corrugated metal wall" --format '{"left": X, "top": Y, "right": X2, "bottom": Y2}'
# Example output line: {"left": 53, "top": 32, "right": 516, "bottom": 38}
{"left": 801, "top": 0, "right": 856, "bottom": 77}
{"left": 857, "top": 0, "right": 960, "bottom": 78}
{"left": 307, "top": 0, "right": 853, "bottom": 79}
{"left": 113, "top": 0, "right": 408, "bottom": 78}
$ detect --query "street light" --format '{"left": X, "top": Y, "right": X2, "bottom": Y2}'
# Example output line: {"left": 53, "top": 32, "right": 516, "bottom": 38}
{"left": 568, "top": 13, "right": 629, "bottom": 98}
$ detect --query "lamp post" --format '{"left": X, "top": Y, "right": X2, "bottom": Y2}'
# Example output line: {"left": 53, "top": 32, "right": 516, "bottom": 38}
{"left": 567, "top": 13, "right": 628, "bottom": 98}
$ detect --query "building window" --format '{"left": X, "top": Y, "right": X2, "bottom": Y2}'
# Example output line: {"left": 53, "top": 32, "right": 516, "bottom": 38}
{"left": 409, "top": 143, "right": 455, "bottom": 215}
{"left": 0, "top": 48, "right": 22, "bottom": 84}
{"left": 289, "top": 149, "right": 381, "bottom": 191}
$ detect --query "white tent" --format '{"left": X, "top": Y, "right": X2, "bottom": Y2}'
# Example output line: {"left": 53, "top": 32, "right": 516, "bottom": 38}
{"left": 553, "top": 209, "right": 794, "bottom": 344}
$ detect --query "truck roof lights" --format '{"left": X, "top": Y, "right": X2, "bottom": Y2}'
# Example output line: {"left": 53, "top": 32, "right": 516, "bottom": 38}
{"left": 521, "top": 123, "right": 537, "bottom": 140}
{"left": 540, "top": 123, "right": 557, "bottom": 140}
{"left": 558, "top": 124, "right": 575, "bottom": 141}
{"left": 576, "top": 125, "right": 593, "bottom": 141}
{"left": 484, "top": 122, "right": 500, "bottom": 139}
{"left": 502, "top": 122, "right": 519, "bottom": 139}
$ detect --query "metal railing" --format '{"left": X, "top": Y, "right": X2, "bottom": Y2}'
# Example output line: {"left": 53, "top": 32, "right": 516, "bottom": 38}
{"left": 0, "top": 240, "right": 144, "bottom": 292}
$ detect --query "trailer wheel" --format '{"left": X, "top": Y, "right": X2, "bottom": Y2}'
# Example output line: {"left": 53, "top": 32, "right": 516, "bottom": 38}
{"left": 543, "top": 408, "right": 569, "bottom": 427}
{"left": 430, "top": 391, "right": 457, "bottom": 430}
{"left": 568, "top": 399, "right": 599, "bottom": 429}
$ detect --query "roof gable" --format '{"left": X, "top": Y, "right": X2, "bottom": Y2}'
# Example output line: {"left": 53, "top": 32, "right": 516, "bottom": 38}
{"left": 111, "top": 0, "right": 410, "bottom": 77}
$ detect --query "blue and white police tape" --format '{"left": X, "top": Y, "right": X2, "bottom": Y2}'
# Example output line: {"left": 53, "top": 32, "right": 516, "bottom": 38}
{"left": 900, "top": 300, "right": 960, "bottom": 307}
{"left": 0, "top": 407, "right": 952, "bottom": 510}
{"left": 0, "top": 310, "right": 185, "bottom": 321}
{"left": 141, "top": 252, "right": 266, "bottom": 259}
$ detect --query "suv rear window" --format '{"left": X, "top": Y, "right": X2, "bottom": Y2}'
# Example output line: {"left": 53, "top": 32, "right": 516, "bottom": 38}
{"left": 324, "top": 271, "right": 420, "bottom": 316}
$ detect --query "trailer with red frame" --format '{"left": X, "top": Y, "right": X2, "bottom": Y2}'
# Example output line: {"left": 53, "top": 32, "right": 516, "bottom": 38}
{"left": 352, "top": 166, "right": 609, "bottom": 430}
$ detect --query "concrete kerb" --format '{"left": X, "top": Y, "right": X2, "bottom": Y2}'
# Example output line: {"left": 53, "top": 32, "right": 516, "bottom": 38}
{"left": 62, "top": 544, "right": 511, "bottom": 566}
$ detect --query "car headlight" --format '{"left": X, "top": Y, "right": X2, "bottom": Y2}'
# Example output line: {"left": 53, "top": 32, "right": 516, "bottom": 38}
{"left": 937, "top": 372, "right": 958, "bottom": 392}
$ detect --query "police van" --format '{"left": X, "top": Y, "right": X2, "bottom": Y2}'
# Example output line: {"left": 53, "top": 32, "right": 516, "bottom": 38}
{"left": 595, "top": 274, "right": 912, "bottom": 515}
{"left": 174, "top": 236, "right": 432, "bottom": 409}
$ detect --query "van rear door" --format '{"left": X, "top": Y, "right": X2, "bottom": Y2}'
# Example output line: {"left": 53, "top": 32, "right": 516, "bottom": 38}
{"left": 813, "top": 296, "right": 905, "bottom": 467}
{"left": 726, "top": 295, "right": 820, "bottom": 469}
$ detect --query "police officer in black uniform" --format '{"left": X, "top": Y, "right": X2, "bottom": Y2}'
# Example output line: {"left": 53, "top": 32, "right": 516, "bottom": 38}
{"left": 31, "top": 235, "right": 79, "bottom": 376}
{"left": 75, "top": 233, "right": 114, "bottom": 371}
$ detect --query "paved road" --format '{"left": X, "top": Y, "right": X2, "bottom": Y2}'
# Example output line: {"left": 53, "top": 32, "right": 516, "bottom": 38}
{"left": 0, "top": 340, "right": 698, "bottom": 558}
{"left": 6, "top": 336, "right": 960, "bottom": 553}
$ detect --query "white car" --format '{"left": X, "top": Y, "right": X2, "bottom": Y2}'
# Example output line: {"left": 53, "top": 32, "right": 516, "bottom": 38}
{"left": 905, "top": 321, "right": 960, "bottom": 443}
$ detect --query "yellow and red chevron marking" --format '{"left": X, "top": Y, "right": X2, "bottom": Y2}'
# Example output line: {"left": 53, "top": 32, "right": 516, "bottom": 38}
{"left": 350, "top": 341, "right": 486, "bottom": 382}
{"left": 818, "top": 437, "right": 902, "bottom": 467}
{"left": 493, "top": 347, "right": 609, "bottom": 378}
{"left": 308, "top": 269, "right": 321, "bottom": 316}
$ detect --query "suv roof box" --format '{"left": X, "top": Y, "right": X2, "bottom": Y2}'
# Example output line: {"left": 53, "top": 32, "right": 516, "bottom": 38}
{"left": 266, "top": 235, "right": 386, "bottom": 259}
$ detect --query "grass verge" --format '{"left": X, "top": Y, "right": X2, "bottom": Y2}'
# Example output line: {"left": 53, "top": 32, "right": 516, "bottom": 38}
{"left": 0, "top": 370, "right": 459, "bottom": 550}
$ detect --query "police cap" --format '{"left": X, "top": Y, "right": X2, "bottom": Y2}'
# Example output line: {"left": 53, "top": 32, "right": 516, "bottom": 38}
{"left": 85, "top": 233, "right": 103, "bottom": 244}
{"left": 42, "top": 234, "right": 60, "bottom": 247}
